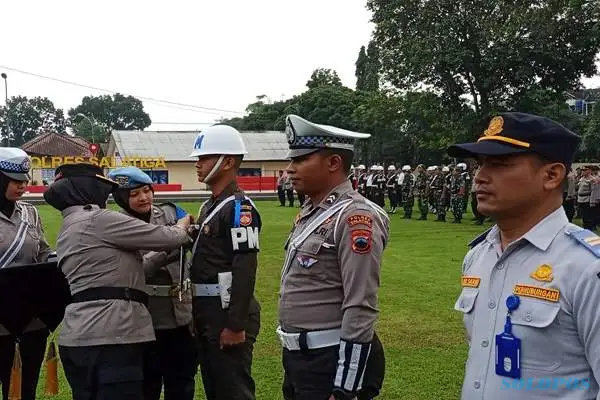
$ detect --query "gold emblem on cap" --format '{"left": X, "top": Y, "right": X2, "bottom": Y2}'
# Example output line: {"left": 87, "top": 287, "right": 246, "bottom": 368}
{"left": 483, "top": 116, "right": 504, "bottom": 136}
{"left": 530, "top": 264, "right": 553, "bottom": 282}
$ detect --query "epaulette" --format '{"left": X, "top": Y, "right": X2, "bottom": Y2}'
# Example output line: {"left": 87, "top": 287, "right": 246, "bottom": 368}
{"left": 468, "top": 227, "right": 492, "bottom": 248}
{"left": 567, "top": 229, "right": 600, "bottom": 258}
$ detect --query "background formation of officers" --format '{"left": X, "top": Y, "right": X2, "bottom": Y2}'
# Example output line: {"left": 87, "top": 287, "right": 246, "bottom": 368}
{"left": 349, "top": 162, "right": 474, "bottom": 224}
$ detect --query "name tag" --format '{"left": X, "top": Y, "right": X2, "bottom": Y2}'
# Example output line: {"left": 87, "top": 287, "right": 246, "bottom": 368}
{"left": 513, "top": 284, "right": 559, "bottom": 302}
{"left": 461, "top": 276, "right": 481, "bottom": 288}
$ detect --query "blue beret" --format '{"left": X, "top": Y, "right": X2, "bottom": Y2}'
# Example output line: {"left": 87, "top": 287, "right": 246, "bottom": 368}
{"left": 447, "top": 112, "right": 581, "bottom": 166}
{"left": 107, "top": 167, "right": 153, "bottom": 189}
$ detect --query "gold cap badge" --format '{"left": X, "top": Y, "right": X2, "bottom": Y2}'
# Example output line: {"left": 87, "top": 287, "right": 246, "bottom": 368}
{"left": 483, "top": 116, "right": 504, "bottom": 136}
{"left": 530, "top": 264, "right": 553, "bottom": 282}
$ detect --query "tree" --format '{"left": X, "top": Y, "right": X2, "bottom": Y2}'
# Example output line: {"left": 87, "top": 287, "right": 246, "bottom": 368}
{"left": 355, "top": 42, "right": 380, "bottom": 92}
{"left": 355, "top": 46, "right": 369, "bottom": 91}
{"left": 306, "top": 68, "right": 343, "bottom": 89}
{"left": 367, "top": 0, "right": 600, "bottom": 116}
{"left": 0, "top": 96, "right": 66, "bottom": 146}
{"left": 68, "top": 93, "right": 151, "bottom": 141}
{"left": 583, "top": 104, "right": 600, "bottom": 160}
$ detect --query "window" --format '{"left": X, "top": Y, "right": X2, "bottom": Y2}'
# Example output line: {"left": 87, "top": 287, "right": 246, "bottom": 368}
{"left": 142, "top": 170, "right": 169, "bottom": 184}
{"left": 238, "top": 168, "right": 261, "bottom": 177}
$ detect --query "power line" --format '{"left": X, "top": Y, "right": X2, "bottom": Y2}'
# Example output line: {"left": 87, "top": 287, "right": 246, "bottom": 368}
{"left": 0, "top": 65, "right": 246, "bottom": 115}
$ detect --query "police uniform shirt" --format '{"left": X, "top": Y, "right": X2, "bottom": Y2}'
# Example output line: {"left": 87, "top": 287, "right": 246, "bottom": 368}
{"left": 58, "top": 205, "right": 190, "bottom": 347}
{"left": 128, "top": 204, "right": 193, "bottom": 330}
{"left": 191, "top": 182, "right": 261, "bottom": 332}
{"left": 0, "top": 200, "right": 51, "bottom": 335}
{"left": 455, "top": 206, "right": 600, "bottom": 399}
{"left": 279, "top": 180, "right": 390, "bottom": 343}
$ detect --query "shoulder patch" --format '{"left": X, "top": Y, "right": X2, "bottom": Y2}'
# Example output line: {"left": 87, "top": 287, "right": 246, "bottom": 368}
{"left": 469, "top": 227, "right": 492, "bottom": 248}
{"left": 347, "top": 214, "right": 373, "bottom": 228}
{"left": 351, "top": 229, "right": 372, "bottom": 254}
{"left": 568, "top": 229, "right": 600, "bottom": 258}
{"left": 241, "top": 204, "right": 253, "bottom": 211}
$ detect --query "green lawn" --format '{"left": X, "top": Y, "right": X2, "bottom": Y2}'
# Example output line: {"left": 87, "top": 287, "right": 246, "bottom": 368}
{"left": 32, "top": 201, "right": 495, "bottom": 399}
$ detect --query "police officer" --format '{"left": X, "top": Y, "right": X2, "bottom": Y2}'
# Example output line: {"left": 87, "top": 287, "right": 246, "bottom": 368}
{"left": 108, "top": 166, "right": 198, "bottom": 400}
{"left": 400, "top": 165, "right": 414, "bottom": 219}
{"left": 188, "top": 125, "right": 261, "bottom": 400}
{"left": 449, "top": 112, "right": 600, "bottom": 399}
{"left": 356, "top": 165, "right": 368, "bottom": 197}
{"left": 414, "top": 164, "right": 428, "bottom": 220}
{"left": 277, "top": 170, "right": 286, "bottom": 206}
{"left": 385, "top": 165, "right": 398, "bottom": 213}
{"left": 279, "top": 114, "right": 390, "bottom": 400}
{"left": 0, "top": 148, "right": 52, "bottom": 400}
{"left": 43, "top": 163, "right": 192, "bottom": 400}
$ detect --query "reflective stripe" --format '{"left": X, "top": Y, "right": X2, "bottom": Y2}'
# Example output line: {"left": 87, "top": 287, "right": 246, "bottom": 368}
{"left": 0, "top": 221, "right": 28, "bottom": 268}
{"left": 275, "top": 326, "right": 341, "bottom": 350}
{"left": 192, "top": 283, "right": 220, "bottom": 297}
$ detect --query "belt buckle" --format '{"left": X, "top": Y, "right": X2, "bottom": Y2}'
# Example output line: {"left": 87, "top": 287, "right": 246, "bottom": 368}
{"left": 168, "top": 284, "right": 180, "bottom": 298}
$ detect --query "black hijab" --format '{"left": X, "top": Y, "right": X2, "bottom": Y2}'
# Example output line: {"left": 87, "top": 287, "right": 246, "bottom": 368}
{"left": 0, "top": 173, "right": 15, "bottom": 218}
{"left": 44, "top": 176, "right": 115, "bottom": 212}
{"left": 112, "top": 185, "right": 153, "bottom": 223}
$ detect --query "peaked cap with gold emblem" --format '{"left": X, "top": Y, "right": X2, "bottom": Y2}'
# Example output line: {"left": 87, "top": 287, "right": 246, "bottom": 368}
{"left": 447, "top": 112, "right": 581, "bottom": 167}
{"left": 285, "top": 114, "right": 371, "bottom": 159}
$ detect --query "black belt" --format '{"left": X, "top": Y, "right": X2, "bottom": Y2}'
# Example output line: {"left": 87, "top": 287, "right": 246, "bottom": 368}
{"left": 71, "top": 287, "right": 149, "bottom": 307}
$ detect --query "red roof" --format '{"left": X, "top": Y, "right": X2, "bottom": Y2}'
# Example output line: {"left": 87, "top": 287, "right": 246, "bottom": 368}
{"left": 21, "top": 132, "right": 93, "bottom": 157}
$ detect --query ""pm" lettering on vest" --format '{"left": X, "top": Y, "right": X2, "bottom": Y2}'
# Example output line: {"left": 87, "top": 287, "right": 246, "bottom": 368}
{"left": 231, "top": 227, "right": 260, "bottom": 251}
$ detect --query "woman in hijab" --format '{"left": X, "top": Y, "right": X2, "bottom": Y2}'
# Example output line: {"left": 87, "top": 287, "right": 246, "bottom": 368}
{"left": 44, "top": 162, "right": 192, "bottom": 400}
{"left": 0, "top": 147, "right": 52, "bottom": 400}
{"left": 109, "top": 166, "right": 198, "bottom": 400}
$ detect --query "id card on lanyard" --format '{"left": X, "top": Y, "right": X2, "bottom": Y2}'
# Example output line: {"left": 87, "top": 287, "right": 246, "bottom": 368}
{"left": 495, "top": 295, "right": 521, "bottom": 379}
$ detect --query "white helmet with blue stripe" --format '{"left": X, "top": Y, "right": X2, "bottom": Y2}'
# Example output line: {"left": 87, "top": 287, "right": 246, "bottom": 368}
{"left": 108, "top": 167, "right": 153, "bottom": 189}
{"left": 0, "top": 147, "right": 31, "bottom": 181}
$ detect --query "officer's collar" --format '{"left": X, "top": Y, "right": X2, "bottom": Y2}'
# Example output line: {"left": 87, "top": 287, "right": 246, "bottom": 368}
{"left": 485, "top": 206, "right": 569, "bottom": 252}
{"left": 62, "top": 204, "right": 101, "bottom": 217}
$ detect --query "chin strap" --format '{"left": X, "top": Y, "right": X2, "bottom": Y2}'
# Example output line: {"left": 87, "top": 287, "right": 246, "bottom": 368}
{"left": 202, "top": 155, "right": 225, "bottom": 184}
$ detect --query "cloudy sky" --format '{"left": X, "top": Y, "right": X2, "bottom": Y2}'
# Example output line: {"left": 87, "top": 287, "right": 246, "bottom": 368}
{"left": 0, "top": 0, "right": 373, "bottom": 131}
{"left": 1, "top": 1, "right": 598, "bottom": 133}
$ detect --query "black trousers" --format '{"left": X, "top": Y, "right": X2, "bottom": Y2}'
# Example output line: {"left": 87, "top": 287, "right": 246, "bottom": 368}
{"left": 285, "top": 189, "right": 295, "bottom": 207}
{"left": 59, "top": 342, "right": 145, "bottom": 400}
{"left": 579, "top": 202, "right": 596, "bottom": 230}
{"left": 194, "top": 299, "right": 260, "bottom": 400}
{"left": 143, "top": 325, "right": 198, "bottom": 400}
{"left": 282, "top": 333, "right": 385, "bottom": 400}
{"left": 277, "top": 188, "right": 286, "bottom": 206}
{"left": 0, "top": 329, "right": 49, "bottom": 400}
{"left": 563, "top": 193, "right": 575, "bottom": 222}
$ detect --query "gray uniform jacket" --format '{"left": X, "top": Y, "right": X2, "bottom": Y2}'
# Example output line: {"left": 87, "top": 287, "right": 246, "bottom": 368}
{"left": 57, "top": 205, "right": 190, "bottom": 347}
{"left": 279, "top": 180, "right": 390, "bottom": 343}
{"left": 126, "top": 204, "right": 193, "bottom": 331}
{"left": 0, "top": 201, "right": 51, "bottom": 335}
{"left": 455, "top": 207, "right": 600, "bottom": 399}
{"left": 577, "top": 178, "right": 592, "bottom": 203}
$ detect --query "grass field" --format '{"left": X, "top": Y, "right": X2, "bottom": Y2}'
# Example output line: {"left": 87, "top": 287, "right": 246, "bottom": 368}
{"left": 29, "top": 200, "right": 498, "bottom": 399}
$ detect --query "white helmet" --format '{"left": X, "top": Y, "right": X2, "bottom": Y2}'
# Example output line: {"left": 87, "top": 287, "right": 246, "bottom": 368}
{"left": 189, "top": 125, "right": 247, "bottom": 158}
{"left": 457, "top": 162, "right": 467, "bottom": 170}
{"left": 358, "top": 164, "right": 366, "bottom": 170}
{"left": 370, "top": 165, "right": 377, "bottom": 171}
{"left": 377, "top": 165, "right": 385, "bottom": 171}
{"left": 189, "top": 125, "right": 247, "bottom": 183}
{"left": 402, "top": 165, "right": 411, "bottom": 171}
{"left": 442, "top": 166, "right": 450, "bottom": 172}
{"left": 387, "top": 165, "right": 396, "bottom": 171}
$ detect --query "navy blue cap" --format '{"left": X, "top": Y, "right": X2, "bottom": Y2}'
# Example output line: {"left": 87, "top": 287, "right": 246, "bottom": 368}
{"left": 447, "top": 112, "right": 581, "bottom": 166}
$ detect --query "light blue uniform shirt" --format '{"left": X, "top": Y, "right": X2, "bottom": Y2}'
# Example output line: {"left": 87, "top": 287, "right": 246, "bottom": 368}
{"left": 455, "top": 207, "right": 600, "bottom": 399}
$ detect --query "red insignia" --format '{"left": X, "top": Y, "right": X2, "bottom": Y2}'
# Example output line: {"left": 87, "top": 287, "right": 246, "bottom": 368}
{"left": 351, "top": 229, "right": 372, "bottom": 254}
{"left": 347, "top": 215, "right": 373, "bottom": 228}
{"left": 240, "top": 212, "right": 252, "bottom": 226}
{"left": 89, "top": 143, "right": 100, "bottom": 155}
